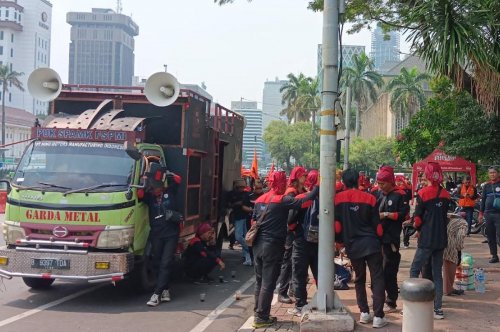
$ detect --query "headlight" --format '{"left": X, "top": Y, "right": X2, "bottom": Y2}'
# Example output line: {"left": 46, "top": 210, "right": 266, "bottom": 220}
{"left": 3, "top": 222, "right": 26, "bottom": 245}
{"left": 96, "top": 227, "right": 134, "bottom": 249}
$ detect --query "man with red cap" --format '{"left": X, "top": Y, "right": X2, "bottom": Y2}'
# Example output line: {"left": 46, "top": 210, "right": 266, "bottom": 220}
{"left": 372, "top": 166, "right": 410, "bottom": 314}
{"left": 276, "top": 166, "right": 307, "bottom": 304}
{"left": 409, "top": 162, "right": 450, "bottom": 320}
{"left": 183, "top": 223, "right": 225, "bottom": 282}
{"left": 251, "top": 171, "right": 318, "bottom": 328}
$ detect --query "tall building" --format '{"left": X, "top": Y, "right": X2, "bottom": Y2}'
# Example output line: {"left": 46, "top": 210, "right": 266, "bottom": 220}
{"left": 0, "top": 0, "right": 52, "bottom": 115}
{"left": 317, "top": 44, "right": 365, "bottom": 89}
{"left": 262, "top": 78, "right": 287, "bottom": 130}
{"left": 231, "top": 101, "right": 263, "bottom": 165}
{"left": 67, "top": 8, "right": 139, "bottom": 86}
{"left": 370, "top": 26, "right": 400, "bottom": 73}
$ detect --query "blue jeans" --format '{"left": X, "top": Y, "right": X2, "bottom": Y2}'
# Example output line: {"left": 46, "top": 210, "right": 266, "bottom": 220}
{"left": 462, "top": 207, "right": 474, "bottom": 234}
{"left": 410, "top": 248, "right": 444, "bottom": 310}
{"left": 234, "top": 218, "right": 251, "bottom": 262}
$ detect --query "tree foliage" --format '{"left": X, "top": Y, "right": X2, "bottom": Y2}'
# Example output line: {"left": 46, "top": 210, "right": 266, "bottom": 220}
{"left": 263, "top": 120, "right": 319, "bottom": 171}
{"left": 386, "top": 67, "right": 430, "bottom": 118}
{"left": 280, "top": 73, "right": 320, "bottom": 123}
{"left": 348, "top": 136, "right": 396, "bottom": 171}
{"left": 395, "top": 87, "right": 500, "bottom": 165}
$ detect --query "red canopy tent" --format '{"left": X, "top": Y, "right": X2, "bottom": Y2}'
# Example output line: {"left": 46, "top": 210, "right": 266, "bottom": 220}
{"left": 412, "top": 149, "right": 476, "bottom": 193}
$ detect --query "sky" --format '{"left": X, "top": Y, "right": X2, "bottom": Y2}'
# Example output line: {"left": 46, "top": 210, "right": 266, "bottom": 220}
{"left": 50, "top": 0, "right": 407, "bottom": 108}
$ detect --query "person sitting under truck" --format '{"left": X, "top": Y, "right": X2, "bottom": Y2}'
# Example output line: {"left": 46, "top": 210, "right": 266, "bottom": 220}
{"left": 183, "top": 223, "right": 225, "bottom": 282}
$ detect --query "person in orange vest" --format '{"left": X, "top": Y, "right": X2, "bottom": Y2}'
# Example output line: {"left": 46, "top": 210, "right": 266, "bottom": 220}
{"left": 458, "top": 176, "right": 478, "bottom": 236}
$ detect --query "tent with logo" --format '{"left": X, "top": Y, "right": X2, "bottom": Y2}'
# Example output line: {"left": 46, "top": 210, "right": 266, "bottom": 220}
{"left": 411, "top": 149, "right": 476, "bottom": 193}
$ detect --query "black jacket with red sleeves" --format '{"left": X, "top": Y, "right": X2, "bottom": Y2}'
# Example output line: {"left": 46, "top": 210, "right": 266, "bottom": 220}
{"left": 252, "top": 186, "right": 319, "bottom": 245}
{"left": 334, "top": 188, "right": 383, "bottom": 260}
{"left": 372, "top": 188, "right": 410, "bottom": 245}
{"left": 183, "top": 236, "right": 222, "bottom": 267}
{"left": 413, "top": 185, "right": 450, "bottom": 250}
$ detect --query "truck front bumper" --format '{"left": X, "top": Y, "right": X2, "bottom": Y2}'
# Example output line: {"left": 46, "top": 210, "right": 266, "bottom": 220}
{"left": 0, "top": 246, "right": 134, "bottom": 283}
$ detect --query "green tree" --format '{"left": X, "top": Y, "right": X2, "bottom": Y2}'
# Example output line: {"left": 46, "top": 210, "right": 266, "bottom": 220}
{"left": 349, "top": 136, "right": 396, "bottom": 171}
{"left": 342, "top": 52, "right": 384, "bottom": 136}
{"left": 0, "top": 64, "right": 24, "bottom": 161}
{"left": 280, "top": 73, "right": 316, "bottom": 123}
{"left": 386, "top": 67, "right": 431, "bottom": 123}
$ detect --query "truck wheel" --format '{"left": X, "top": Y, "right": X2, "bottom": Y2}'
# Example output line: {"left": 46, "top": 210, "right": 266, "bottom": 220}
{"left": 130, "top": 254, "right": 157, "bottom": 292}
{"left": 22, "top": 277, "right": 55, "bottom": 289}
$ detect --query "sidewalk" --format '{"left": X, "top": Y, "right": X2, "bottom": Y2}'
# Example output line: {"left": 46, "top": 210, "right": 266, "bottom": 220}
{"left": 244, "top": 233, "right": 500, "bottom": 332}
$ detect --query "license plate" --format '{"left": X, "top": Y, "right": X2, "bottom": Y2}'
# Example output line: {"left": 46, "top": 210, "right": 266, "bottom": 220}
{"left": 31, "top": 258, "right": 70, "bottom": 270}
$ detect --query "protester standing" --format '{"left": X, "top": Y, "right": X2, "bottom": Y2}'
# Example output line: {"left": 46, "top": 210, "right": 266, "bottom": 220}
{"left": 458, "top": 176, "right": 478, "bottom": 235}
{"left": 335, "top": 169, "right": 387, "bottom": 328}
{"left": 228, "top": 179, "right": 253, "bottom": 265}
{"left": 409, "top": 162, "right": 450, "bottom": 319}
{"left": 480, "top": 166, "right": 500, "bottom": 263}
{"left": 251, "top": 171, "right": 318, "bottom": 328}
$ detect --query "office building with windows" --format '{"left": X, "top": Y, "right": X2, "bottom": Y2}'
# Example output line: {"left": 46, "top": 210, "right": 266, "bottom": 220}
{"left": 67, "top": 8, "right": 139, "bottom": 86}
{"left": 370, "top": 26, "right": 401, "bottom": 73}
{"left": 262, "top": 78, "right": 287, "bottom": 130}
{"left": 317, "top": 44, "right": 365, "bottom": 90}
{"left": 231, "top": 101, "right": 263, "bottom": 165}
{"left": 0, "top": 0, "right": 52, "bottom": 115}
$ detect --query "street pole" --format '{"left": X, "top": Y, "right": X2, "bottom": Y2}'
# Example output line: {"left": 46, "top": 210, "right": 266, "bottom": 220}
{"left": 343, "top": 86, "right": 351, "bottom": 170}
{"left": 318, "top": 0, "right": 340, "bottom": 312}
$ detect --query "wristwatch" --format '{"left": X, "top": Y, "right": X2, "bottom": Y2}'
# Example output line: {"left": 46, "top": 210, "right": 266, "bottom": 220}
{"left": 384, "top": 212, "right": 389, "bottom": 218}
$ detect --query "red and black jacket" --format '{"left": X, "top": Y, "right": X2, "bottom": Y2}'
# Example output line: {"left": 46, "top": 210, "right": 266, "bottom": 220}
{"left": 413, "top": 185, "right": 450, "bottom": 250}
{"left": 252, "top": 186, "right": 319, "bottom": 245}
{"left": 183, "top": 236, "right": 222, "bottom": 267}
{"left": 334, "top": 188, "right": 383, "bottom": 260}
{"left": 372, "top": 188, "right": 410, "bottom": 245}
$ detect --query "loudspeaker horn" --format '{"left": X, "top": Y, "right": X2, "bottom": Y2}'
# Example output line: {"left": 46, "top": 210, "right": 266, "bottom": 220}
{"left": 144, "top": 72, "right": 180, "bottom": 107}
{"left": 27, "top": 68, "right": 62, "bottom": 102}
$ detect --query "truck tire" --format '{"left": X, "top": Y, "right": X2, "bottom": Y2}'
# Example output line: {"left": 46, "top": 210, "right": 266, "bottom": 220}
{"left": 22, "top": 277, "right": 55, "bottom": 289}
{"left": 129, "top": 243, "right": 157, "bottom": 292}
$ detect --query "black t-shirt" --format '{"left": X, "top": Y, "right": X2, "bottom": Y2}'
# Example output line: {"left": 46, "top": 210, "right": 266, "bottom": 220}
{"left": 228, "top": 190, "right": 251, "bottom": 221}
{"left": 145, "top": 193, "right": 181, "bottom": 239}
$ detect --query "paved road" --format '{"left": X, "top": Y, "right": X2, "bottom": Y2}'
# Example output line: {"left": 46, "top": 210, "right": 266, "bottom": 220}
{"left": 0, "top": 215, "right": 255, "bottom": 332}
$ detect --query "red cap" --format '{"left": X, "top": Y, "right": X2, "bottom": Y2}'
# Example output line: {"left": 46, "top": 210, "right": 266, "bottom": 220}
{"left": 425, "top": 162, "right": 443, "bottom": 185}
{"left": 376, "top": 166, "right": 395, "bottom": 184}
{"left": 196, "top": 223, "right": 212, "bottom": 237}
{"left": 288, "top": 166, "right": 306, "bottom": 186}
{"left": 271, "top": 171, "right": 287, "bottom": 194}
{"left": 305, "top": 170, "right": 319, "bottom": 191}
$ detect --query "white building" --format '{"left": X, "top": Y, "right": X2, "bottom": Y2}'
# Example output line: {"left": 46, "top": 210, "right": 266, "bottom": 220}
{"left": 231, "top": 101, "right": 263, "bottom": 165}
{"left": 262, "top": 78, "right": 287, "bottom": 130}
{"left": 0, "top": 0, "right": 52, "bottom": 115}
{"left": 2, "top": 106, "right": 36, "bottom": 161}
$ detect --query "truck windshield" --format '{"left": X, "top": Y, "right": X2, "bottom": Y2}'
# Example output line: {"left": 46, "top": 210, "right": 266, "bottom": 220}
{"left": 13, "top": 141, "right": 134, "bottom": 192}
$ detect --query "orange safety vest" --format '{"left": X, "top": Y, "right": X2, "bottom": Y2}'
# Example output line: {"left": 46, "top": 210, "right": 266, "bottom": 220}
{"left": 458, "top": 185, "right": 476, "bottom": 208}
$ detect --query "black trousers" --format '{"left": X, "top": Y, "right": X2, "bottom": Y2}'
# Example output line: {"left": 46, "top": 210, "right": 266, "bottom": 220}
{"left": 253, "top": 240, "right": 284, "bottom": 321}
{"left": 350, "top": 252, "right": 385, "bottom": 318}
{"left": 150, "top": 234, "right": 179, "bottom": 295}
{"left": 382, "top": 243, "right": 401, "bottom": 307}
{"left": 277, "top": 232, "right": 294, "bottom": 296}
{"left": 485, "top": 213, "right": 500, "bottom": 256}
{"left": 184, "top": 257, "right": 218, "bottom": 279}
{"left": 292, "top": 237, "right": 318, "bottom": 308}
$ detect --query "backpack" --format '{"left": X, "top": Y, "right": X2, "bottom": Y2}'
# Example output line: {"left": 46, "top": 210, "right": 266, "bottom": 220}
{"left": 303, "top": 198, "right": 320, "bottom": 243}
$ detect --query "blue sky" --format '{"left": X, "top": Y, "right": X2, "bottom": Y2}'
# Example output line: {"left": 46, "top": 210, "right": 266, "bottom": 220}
{"left": 50, "top": 0, "right": 407, "bottom": 107}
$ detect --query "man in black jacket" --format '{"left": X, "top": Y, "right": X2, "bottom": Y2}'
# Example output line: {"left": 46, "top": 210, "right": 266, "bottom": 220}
{"left": 409, "top": 162, "right": 450, "bottom": 320}
{"left": 335, "top": 169, "right": 387, "bottom": 328}
{"left": 372, "top": 166, "right": 410, "bottom": 314}
{"left": 251, "top": 171, "right": 318, "bottom": 329}
{"left": 480, "top": 166, "right": 500, "bottom": 263}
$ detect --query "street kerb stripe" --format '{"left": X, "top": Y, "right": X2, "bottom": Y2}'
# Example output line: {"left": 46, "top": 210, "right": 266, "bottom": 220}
{"left": 0, "top": 284, "right": 105, "bottom": 328}
{"left": 189, "top": 277, "right": 255, "bottom": 332}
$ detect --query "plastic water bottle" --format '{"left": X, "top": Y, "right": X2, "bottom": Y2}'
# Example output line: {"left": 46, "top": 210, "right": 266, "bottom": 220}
{"left": 474, "top": 268, "right": 486, "bottom": 293}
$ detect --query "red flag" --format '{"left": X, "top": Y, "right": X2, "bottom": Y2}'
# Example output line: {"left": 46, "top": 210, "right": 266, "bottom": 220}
{"left": 250, "top": 149, "right": 259, "bottom": 179}
{"left": 267, "top": 162, "right": 275, "bottom": 178}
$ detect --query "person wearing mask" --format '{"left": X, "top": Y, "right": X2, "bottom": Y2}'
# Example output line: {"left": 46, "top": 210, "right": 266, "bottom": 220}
{"left": 251, "top": 171, "right": 318, "bottom": 329}
{"left": 372, "top": 166, "right": 410, "bottom": 314}
{"left": 183, "top": 223, "right": 225, "bottom": 281}
{"left": 479, "top": 166, "right": 500, "bottom": 263}
{"left": 145, "top": 170, "right": 183, "bottom": 307}
{"left": 276, "top": 166, "right": 307, "bottom": 304}
{"left": 458, "top": 176, "right": 478, "bottom": 236}
{"left": 335, "top": 169, "right": 387, "bottom": 328}
{"left": 409, "top": 162, "right": 450, "bottom": 320}
{"left": 228, "top": 179, "right": 253, "bottom": 265}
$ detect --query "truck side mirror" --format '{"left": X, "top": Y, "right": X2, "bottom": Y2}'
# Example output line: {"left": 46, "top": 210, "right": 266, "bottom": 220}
{"left": 124, "top": 141, "right": 142, "bottom": 160}
{"left": 0, "top": 179, "right": 11, "bottom": 194}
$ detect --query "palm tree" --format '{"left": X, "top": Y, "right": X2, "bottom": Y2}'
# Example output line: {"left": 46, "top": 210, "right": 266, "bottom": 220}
{"left": 386, "top": 67, "right": 431, "bottom": 125}
{"left": 280, "top": 73, "right": 312, "bottom": 123}
{"left": 0, "top": 64, "right": 24, "bottom": 161}
{"left": 295, "top": 77, "right": 321, "bottom": 125}
{"left": 342, "top": 53, "right": 384, "bottom": 136}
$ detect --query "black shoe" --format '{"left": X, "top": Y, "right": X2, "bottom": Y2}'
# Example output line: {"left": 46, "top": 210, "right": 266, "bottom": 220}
{"left": 482, "top": 240, "right": 489, "bottom": 243}
{"left": 278, "top": 295, "right": 293, "bottom": 304}
{"left": 450, "top": 289, "right": 465, "bottom": 296}
{"left": 253, "top": 316, "right": 277, "bottom": 328}
{"left": 489, "top": 256, "right": 499, "bottom": 263}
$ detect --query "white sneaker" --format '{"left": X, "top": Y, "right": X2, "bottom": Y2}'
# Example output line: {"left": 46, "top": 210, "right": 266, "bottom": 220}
{"left": 287, "top": 306, "right": 303, "bottom": 317}
{"left": 161, "top": 289, "right": 171, "bottom": 302}
{"left": 147, "top": 293, "right": 160, "bottom": 307}
{"left": 383, "top": 304, "right": 397, "bottom": 313}
{"left": 373, "top": 316, "right": 388, "bottom": 328}
{"left": 359, "top": 312, "right": 373, "bottom": 324}
{"left": 243, "top": 260, "right": 253, "bottom": 266}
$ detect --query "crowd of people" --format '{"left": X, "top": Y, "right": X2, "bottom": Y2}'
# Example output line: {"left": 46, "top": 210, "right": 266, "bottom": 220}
{"left": 140, "top": 158, "right": 500, "bottom": 330}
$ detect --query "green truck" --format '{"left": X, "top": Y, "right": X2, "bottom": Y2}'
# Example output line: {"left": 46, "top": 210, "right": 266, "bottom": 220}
{"left": 0, "top": 69, "right": 244, "bottom": 290}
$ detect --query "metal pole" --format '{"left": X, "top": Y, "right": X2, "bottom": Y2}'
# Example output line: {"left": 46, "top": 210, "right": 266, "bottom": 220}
{"left": 318, "top": 0, "right": 339, "bottom": 312}
{"left": 343, "top": 86, "right": 351, "bottom": 170}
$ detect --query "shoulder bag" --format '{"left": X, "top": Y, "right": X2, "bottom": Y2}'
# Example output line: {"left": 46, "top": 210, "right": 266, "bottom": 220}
{"left": 245, "top": 195, "right": 274, "bottom": 247}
